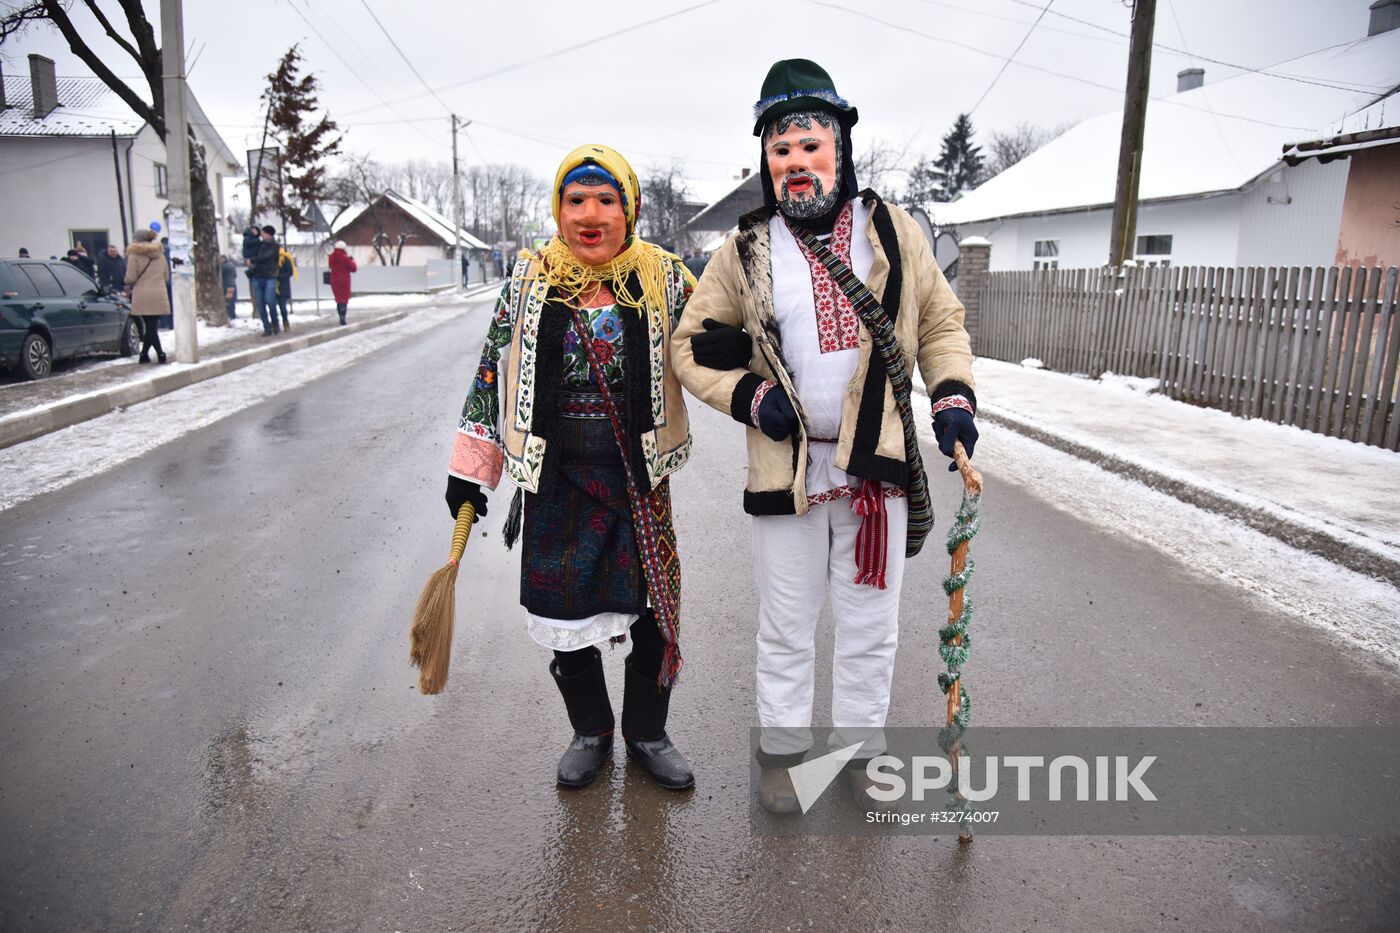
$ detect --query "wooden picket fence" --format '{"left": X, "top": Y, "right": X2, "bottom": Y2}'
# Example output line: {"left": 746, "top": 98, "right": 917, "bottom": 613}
{"left": 978, "top": 264, "right": 1400, "bottom": 450}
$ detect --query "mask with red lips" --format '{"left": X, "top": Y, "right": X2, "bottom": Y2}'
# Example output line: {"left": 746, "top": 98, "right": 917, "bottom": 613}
{"left": 764, "top": 110, "right": 843, "bottom": 221}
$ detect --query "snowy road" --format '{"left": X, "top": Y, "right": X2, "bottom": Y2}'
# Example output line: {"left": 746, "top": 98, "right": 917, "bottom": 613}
{"left": 2, "top": 293, "right": 1398, "bottom": 930}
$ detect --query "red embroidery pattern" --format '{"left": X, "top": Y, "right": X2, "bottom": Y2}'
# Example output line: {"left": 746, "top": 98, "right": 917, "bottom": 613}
{"left": 791, "top": 203, "right": 859, "bottom": 354}
{"left": 806, "top": 483, "right": 907, "bottom": 508}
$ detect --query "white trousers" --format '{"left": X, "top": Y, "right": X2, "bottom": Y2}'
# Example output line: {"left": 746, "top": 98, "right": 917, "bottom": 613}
{"left": 752, "top": 496, "right": 907, "bottom": 758}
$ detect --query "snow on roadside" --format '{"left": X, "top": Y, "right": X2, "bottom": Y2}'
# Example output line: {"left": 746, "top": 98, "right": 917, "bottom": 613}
{"left": 950, "top": 419, "right": 1400, "bottom": 668}
{"left": 0, "top": 295, "right": 491, "bottom": 513}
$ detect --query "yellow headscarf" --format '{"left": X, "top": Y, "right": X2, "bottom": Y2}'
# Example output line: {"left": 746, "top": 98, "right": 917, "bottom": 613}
{"left": 531, "top": 143, "right": 691, "bottom": 314}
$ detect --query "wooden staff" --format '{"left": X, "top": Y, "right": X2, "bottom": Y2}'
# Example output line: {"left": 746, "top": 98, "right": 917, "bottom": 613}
{"left": 947, "top": 440, "right": 981, "bottom": 843}
{"left": 409, "top": 503, "right": 476, "bottom": 695}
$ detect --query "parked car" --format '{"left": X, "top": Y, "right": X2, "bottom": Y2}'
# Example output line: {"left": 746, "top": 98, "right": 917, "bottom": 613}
{"left": 0, "top": 258, "right": 140, "bottom": 379}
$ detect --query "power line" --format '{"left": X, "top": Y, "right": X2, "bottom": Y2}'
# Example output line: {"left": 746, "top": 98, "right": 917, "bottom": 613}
{"left": 1164, "top": 0, "right": 1244, "bottom": 176}
{"left": 1000, "top": 0, "right": 1387, "bottom": 93}
{"left": 811, "top": 0, "right": 1353, "bottom": 133}
{"left": 968, "top": 0, "right": 1054, "bottom": 116}
{"left": 339, "top": 0, "right": 723, "bottom": 118}
{"left": 281, "top": 0, "right": 443, "bottom": 149}
{"left": 803, "top": 0, "right": 1123, "bottom": 95}
{"left": 354, "top": 0, "right": 455, "bottom": 115}
{"left": 912, "top": 0, "right": 1122, "bottom": 48}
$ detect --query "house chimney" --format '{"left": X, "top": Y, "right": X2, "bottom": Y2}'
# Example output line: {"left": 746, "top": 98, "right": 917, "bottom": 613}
{"left": 741, "top": 167, "right": 751, "bottom": 179}
{"left": 1370, "top": 0, "right": 1400, "bottom": 36}
{"left": 1177, "top": 68, "right": 1205, "bottom": 93}
{"left": 29, "top": 54, "right": 57, "bottom": 118}
{"left": 0, "top": 61, "right": 7, "bottom": 110}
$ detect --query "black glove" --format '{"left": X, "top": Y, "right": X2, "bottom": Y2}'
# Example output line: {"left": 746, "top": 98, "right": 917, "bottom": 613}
{"left": 932, "top": 407, "right": 978, "bottom": 472}
{"left": 756, "top": 385, "right": 798, "bottom": 442}
{"left": 445, "top": 474, "right": 488, "bottom": 522}
{"left": 691, "top": 317, "right": 752, "bottom": 370}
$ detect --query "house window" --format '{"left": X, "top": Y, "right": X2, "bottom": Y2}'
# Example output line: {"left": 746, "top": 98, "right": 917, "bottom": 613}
{"left": 1135, "top": 234, "right": 1173, "bottom": 266}
{"left": 154, "top": 162, "right": 168, "bottom": 198}
{"left": 1033, "top": 239, "right": 1059, "bottom": 271}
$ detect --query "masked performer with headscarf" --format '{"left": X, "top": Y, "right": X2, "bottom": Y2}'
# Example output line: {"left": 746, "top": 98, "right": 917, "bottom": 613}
{"left": 671, "top": 61, "right": 978, "bottom": 812}
{"left": 446, "top": 145, "right": 696, "bottom": 791}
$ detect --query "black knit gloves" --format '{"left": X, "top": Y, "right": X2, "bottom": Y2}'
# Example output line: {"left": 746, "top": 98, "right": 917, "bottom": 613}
{"left": 691, "top": 318, "right": 752, "bottom": 370}
{"left": 756, "top": 385, "right": 798, "bottom": 442}
{"left": 930, "top": 381, "right": 979, "bottom": 472}
{"left": 445, "top": 474, "right": 488, "bottom": 523}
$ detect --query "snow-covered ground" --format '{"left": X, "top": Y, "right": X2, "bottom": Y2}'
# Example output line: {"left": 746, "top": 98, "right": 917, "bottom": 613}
{"left": 0, "top": 297, "right": 483, "bottom": 513}
{"left": 943, "top": 418, "right": 1400, "bottom": 667}
{"left": 968, "top": 358, "right": 1400, "bottom": 568}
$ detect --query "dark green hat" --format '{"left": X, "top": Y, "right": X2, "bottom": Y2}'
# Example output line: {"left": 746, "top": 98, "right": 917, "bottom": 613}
{"left": 752, "top": 58, "right": 858, "bottom": 137}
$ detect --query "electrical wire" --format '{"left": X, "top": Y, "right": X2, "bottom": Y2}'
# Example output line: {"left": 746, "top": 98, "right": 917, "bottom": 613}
{"left": 338, "top": 0, "right": 723, "bottom": 118}
{"left": 1000, "top": 0, "right": 1388, "bottom": 93}
{"left": 354, "top": 0, "right": 455, "bottom": 115}
{"left": 1165, "top": 0, "right": 1244, "bottom": 176}
{"left": 968, "top": 0, "right": 1054, "bottom": 116}
{"left": 281, "top": 0, "right": 444, "bottom": 149}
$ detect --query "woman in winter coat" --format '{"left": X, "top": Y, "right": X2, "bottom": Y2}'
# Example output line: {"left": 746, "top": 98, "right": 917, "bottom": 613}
{"left": 124, "top": 229, "right": 169, "bottom": 364}
{"left": 328, "top": 240, "right": 357, "bottom": 325}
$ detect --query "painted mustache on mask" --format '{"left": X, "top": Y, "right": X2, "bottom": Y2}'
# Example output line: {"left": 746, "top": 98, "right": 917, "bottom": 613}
{"left": 780, "top": 171, "right": 824, "bottom": 202}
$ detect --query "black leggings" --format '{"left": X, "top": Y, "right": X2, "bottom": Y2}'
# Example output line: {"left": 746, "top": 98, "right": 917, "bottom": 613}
{"left": 553, "top": 611, "right": 665, "bottom": 679}
{"left": 139, "top": 317, "right": 163, "bottom": 357}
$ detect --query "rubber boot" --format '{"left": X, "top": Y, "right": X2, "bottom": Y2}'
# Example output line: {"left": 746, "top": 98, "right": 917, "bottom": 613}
{"left": 549, "top": 651, "right": 614, "bottom": 788}
{"left": 755, "top": 749, "right": 804, "bottom": 814}
{"left": 621, "top": 656, "right": 694, "bottom": 790}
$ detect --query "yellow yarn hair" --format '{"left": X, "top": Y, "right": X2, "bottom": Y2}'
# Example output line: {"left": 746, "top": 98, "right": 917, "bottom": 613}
{"left": 531, "top": 143, "right": 695, "bottom": 313}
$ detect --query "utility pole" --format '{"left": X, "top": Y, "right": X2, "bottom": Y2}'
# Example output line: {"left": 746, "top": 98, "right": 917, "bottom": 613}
{"left": 451, "top": 115, "right": 465, "bottom": 287}
{"left": 1107, "top": 0, "right": 1156, "bottom": 269}
{"left": 160, "top": 0, "right": 197, "bottom": 363}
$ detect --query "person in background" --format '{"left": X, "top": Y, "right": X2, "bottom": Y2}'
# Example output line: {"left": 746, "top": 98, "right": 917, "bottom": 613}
{"left": 17, "top": 248, "right": 29, "bottom": 259}
{"left": 159, "top": 236, "right": 173, "bottom": 329}
{"left": 249, "top": 225, "right": 281, "bottom": 336}
{"left": 242, "top": 224, "right": 260, "bottom": 304}
{"left": 97, "top": 243, "right": 126, "bottom": 294}
{"left": 220, "top": 254, "right": 238, "bottom": 320}
{"left": 682, "top": 247, "right": 708, "bottom": 280}
{"left": 328, "top": 240, "right": 357, "bottom": 326}
{"left": 124, "top": 229, "right": 169, "bottom": 364}
{"left": 71, "top": 242, "right": 96, "bottom": 278}
{"left": 61, "top": 249, "right": 92, "bottom": 279}
{"left": 276, "top": 242, "right": 298, "bottom": 331}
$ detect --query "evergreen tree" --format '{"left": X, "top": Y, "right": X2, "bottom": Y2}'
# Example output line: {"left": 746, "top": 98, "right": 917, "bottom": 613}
{"left": 902, "top": 157, "right": 943, "bottom": 209}
{"left": 255, "top": 46, "right": 342, "bottom": 229}
{"left": 933, "top": 113, "right": 985, "bottom": 202}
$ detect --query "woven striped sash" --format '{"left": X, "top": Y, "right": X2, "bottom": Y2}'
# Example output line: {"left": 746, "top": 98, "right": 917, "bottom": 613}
{"left": 793, "top": 226, "right": 933, "bottom": 558}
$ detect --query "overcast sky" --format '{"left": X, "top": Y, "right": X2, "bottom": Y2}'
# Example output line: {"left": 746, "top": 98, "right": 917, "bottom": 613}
{"left": 0, "top": 0, "right": 1377, "bottom": 204}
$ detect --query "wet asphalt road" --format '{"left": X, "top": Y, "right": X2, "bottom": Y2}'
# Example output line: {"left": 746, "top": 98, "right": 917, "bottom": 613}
{"left": 2, "top": 293, "right": 1398, "bottom": 932}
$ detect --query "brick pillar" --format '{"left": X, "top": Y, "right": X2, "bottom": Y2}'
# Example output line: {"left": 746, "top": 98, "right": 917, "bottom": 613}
{"left": 954, "top": 236, "right": 991, "bottom": 353}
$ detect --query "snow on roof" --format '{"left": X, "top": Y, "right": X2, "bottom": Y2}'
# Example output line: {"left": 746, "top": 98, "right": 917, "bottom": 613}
{"left": 334, "top": 190, "right": 489, "bottom": 250}
{"left": 935, "top": 29, "right": 1400, "bottom": 226}
{"left": 0, "top": 74, "right": 144, "bottom": 136}
{"left": 1, "top": 74, "right": 241, "bottom": 173}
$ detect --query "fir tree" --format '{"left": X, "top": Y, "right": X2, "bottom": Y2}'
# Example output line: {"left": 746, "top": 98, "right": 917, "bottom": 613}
{"left": 254, "top": 46, "right": 342, "bottom": 229}
{"left": 902, "top": 157, "right": 943, "bottom": 209}
{"left": 933, "top": 113, "right": 985, "bottom": 202}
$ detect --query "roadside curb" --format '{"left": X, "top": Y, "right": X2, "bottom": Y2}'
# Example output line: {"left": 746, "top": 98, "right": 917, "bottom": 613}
{"left": 0, "top": 310, "right": 408, "bottom": 449}
{"left": 978, "top": 406, "right": 1400, "bottom": 589}
{"left": 0, "top": 283, "right": 504, "bottom": 450}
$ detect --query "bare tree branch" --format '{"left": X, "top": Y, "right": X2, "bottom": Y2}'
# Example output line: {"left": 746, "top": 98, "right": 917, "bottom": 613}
{"left": 0, "top": 1, "right": 50, "bottom": 43}
{"left": 81, "top": 0, "right": 141, "bottom": 66}
{"left": 33, "top": 0, "right": 161, "bottom": 134}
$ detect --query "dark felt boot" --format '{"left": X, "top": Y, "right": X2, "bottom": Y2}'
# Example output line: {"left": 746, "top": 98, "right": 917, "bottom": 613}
{"left": 621, "top": 656, "right": 694, "bottom": 791}
{"left": 550, "top": 653, "right": 614, "bottom": 788}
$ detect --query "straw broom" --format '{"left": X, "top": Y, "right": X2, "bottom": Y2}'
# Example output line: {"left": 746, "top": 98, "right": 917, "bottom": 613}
{"left": 409, "top": 502, "right": 476, "bottom": 695}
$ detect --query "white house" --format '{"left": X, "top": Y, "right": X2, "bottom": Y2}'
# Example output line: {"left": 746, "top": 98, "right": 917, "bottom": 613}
{"left": 935, "top": 5, "right": 1400, "bottom": 272}
{"left": 0, "top": 54, "right": 241, "bottom": 260}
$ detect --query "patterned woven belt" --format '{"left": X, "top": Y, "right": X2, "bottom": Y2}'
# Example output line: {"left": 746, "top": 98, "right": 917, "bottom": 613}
{"left": 561, "top": 390, "right": 624, "bottom": 419}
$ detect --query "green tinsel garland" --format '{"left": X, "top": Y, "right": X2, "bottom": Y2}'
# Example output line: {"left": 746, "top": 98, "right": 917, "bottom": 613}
{"left": 939, "top": 488, "right": 981, "bottom": 833}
